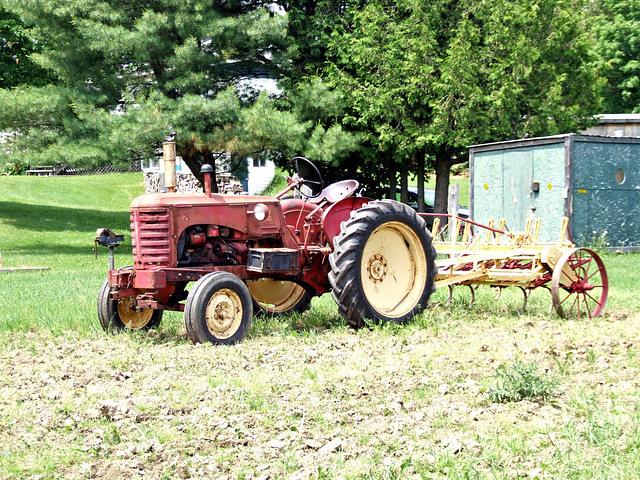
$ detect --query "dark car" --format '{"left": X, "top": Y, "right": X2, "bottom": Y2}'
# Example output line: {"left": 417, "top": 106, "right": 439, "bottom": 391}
{"left": 370, "top": 185, "right": 469, "bottom": 227}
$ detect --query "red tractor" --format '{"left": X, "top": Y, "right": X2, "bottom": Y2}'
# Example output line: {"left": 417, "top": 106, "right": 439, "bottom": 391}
{"left": 96, "top": 143, "right": 437, "bottom": 345}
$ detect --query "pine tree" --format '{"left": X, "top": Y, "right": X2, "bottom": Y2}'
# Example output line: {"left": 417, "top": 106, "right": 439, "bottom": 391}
{"left": 320, "top": 0, "right": 602, "bottom": 211}
{"left": 0, "top": 0, "right": 288, "bottom": 174}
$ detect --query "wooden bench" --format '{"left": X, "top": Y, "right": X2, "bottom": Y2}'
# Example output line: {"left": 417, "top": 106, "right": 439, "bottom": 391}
{"left": 26, "top": 166, "right": 55, "bottom": 176}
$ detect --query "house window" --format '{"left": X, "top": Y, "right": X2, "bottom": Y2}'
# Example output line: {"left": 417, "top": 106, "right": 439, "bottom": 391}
{"left": 142, "top": 158, "right": 160, "bottom": 170}
{"left": 252, "top": 158, "right": 266, "bottom": 167}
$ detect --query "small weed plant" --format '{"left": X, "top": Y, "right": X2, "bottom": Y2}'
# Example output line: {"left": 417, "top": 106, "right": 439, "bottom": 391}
{"left": 486, "top": 359, "right": 559, "bottom": 403}
{"left": 582, "top": 229, "right": 611, "bottom": 254}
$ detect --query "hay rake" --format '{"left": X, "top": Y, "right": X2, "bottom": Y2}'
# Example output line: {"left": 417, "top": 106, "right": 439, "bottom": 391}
{"left": 421, "top": 215, "right": 609, "bottom": 318}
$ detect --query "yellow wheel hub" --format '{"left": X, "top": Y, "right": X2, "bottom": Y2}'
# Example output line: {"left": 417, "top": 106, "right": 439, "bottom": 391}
{"left": 246, "top": 279, "right": 306, "bottom": 313}
{"left": 205, "top": 288, "right": 243, "bottom": 339}
{"left": 361, "top": 221, "right": 427, "bottom": 318}
{"left": 117, "top": 296, "right": 154, "bottom": 330}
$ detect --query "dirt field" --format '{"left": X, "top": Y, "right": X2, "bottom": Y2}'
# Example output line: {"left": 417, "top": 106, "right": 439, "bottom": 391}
{"left": 2, "top": 305, "right": 639, "bottom": 479}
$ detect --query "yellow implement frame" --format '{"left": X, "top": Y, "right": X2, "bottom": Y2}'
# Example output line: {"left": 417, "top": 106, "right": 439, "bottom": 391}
{"left": 421, "top": 215, "right": 609, "bottom": 319}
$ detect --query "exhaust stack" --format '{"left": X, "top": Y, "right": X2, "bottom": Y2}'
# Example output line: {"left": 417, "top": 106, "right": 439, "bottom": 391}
{"left": 162, "top": 140, "right": 177, "bottom": 193}
{"left": 201, "top": 164, "right": 214, "bottom": 197}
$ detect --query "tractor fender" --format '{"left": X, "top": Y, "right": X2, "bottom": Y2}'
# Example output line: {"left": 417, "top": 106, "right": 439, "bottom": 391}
{"left": 322, "top": 197, "right": 371, "bottom": 248}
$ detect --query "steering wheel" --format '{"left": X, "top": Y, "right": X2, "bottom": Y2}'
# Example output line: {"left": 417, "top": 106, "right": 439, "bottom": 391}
{"left": 292, "top": 156, "right": 323, "bottom": 199}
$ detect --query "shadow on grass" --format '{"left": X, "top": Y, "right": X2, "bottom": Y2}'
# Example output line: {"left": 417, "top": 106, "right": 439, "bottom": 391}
{"left": 0, "top": 201, "right": 130, "bottom": 233}
{"left": 5, "top": 241, "right": 133, "bottom": 258}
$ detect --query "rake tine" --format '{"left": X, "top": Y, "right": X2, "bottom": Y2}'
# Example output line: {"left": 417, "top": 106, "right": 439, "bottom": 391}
{"left": 446, "top": 285, "right": 454, "bottom": 307}
{"left": 467, "top": 285, "right": 476, "bottom": 308}
{"left": 518, "top": 287, "right": 530, "bottom": 314}
{"left": 494, "top": 286, "right": 503, "bottom": 301}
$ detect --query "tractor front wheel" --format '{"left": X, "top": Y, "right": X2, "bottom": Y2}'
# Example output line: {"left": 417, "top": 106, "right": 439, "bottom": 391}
{"left": 184, "top": 272, "right": 253, "bottom": 345}
{"left": 329, "top": 200, "right": 437, "bottom": 328}
{"left": 97, "top": 279, "right": 163, "bottom": 332}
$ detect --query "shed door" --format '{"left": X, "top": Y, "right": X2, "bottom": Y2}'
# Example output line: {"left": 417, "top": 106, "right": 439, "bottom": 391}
{"left": 503, "top": 150, "right": 534, "bottom": 231}
{"left": 531, "top": 144, "right": 568, "bottom": 241}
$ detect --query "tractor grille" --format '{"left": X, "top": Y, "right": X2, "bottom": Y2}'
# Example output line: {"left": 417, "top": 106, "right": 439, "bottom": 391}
{"left": 131, "top": 210, "right": 172, "bottom": 266}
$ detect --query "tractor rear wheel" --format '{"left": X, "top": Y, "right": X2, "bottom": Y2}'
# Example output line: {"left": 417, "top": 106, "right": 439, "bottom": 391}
{"left": 97, "top": 279, "right": 163, "bottom": 332}
{"left": 328, "top": 200, "right": 437, "bottom": 328}
{"left": 184, "top": 272, "right": 253, "bottom": 345}
{"left": 246, "top": 279, "right": 312, "bottom": 316}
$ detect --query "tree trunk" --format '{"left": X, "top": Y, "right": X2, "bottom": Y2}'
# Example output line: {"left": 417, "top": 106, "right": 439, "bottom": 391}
{"left": 400, "top": 162, "right": 408, "bottom": 204}
{"left": 388, "top": 156, "right": 397, "bottom": 200}
{"left": 180, "top": 151, "right": 205, "bottom": 184}
{"left": 416, "top": 150, "right": 425, "bottom": 213}
{"left": 434, "top": 152, "right": 452, "bottom": 215}
{"left": 180, "top": 149, "right": 218, "bottom": 193}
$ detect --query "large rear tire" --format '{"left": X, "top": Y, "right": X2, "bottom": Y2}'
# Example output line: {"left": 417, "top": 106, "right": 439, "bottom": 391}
{"left": 246, "top": 279, "right": 312, "bottom": 316}
{"left": 184, "top": 272, "right": 253, "bottom": 345}
{"left": 97, "top": 279, "right": 163, "bottom": 332}
{"left": 328, "top": 200, "right": 436, "bottom": 328}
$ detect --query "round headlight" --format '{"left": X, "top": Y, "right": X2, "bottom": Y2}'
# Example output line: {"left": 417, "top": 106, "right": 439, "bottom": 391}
{"left": 254, "top": 203, "right": 267, "bottom": 221}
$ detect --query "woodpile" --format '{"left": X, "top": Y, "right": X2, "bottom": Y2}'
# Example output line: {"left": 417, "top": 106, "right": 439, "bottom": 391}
{"left": 144, "top": 172, "right": 244, "bottom": 195}
{"left": 217, "top": 172, "right": 244, "bottom": 194}
{"left": 144, "top": 172, "right": 162, "bottom": 193}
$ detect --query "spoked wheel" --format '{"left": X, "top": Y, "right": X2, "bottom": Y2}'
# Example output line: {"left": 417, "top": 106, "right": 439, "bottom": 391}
{"left": 246, "top": 279, "right": 312, "bottom": 316}
{"left": 184, "top": 272, "right": 253, "bottom": 345}
{"left": 551, "top": 248, "right": 608, "bottom": 319}
{"left": 329, "top": 200, "right": 437, "bottom": 328}
{"left": 97, "top": 279, "right": 163, "bottom": 332}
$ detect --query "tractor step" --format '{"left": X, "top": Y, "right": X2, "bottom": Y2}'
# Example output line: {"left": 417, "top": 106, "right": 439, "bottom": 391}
{"left": 247, "top": 248, "right": 299, "bottom": 273}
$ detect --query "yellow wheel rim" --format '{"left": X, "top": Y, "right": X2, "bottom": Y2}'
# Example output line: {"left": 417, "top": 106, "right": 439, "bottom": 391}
{"left": 360, "top": 221, "right": 427, "bottom": 318}
{"left": 205, "top": 288, "right": 243, "bottom": 339}
{"left": 117, "top": 296, "right": 154, "bottom": 330}
{"left": 246, "top": 279, "right": 306, "bottom": 313}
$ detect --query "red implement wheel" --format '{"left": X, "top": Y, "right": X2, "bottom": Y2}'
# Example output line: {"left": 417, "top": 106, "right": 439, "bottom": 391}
{"left": 551, "top": 248, "right": 608, "bottom": 319}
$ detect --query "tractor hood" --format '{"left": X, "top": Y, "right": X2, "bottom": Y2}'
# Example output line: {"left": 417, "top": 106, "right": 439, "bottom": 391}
{"left": 130, "top": 192, "right": 281, "bottom": 210}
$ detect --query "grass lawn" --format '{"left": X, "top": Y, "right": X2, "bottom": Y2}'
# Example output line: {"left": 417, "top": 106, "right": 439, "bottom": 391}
{"left": 0, "top": 173, "right": 639, "bottom": 479}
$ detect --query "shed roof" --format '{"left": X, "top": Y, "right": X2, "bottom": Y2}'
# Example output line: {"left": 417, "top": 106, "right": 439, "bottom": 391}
{"left": 468, "top": 133, "right": 640, "bottom": 153}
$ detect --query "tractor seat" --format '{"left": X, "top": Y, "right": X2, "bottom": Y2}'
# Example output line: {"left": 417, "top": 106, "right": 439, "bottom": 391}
{"left": 309, "top": 179, "right": 359, "bottom": 204}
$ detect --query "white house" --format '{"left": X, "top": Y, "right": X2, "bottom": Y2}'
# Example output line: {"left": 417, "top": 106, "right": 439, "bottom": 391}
{"left": 141, "top": 155, "right": 275, "bottom": 195}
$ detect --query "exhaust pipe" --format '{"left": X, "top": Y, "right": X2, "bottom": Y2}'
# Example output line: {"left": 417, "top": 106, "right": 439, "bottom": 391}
{"left": 201, "top": 164, "right": 213, "bottom": 197}
{"left": 162, "top": 140, "right": 177, "bottom": 193}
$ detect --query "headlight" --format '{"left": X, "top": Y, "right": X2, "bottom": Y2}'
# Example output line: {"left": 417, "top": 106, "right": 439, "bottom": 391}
{"left": 254, "top": 203, "right": 268, "bottom": 221}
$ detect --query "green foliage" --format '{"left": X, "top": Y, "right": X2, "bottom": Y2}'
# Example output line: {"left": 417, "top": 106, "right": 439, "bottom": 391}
{"left": 282, "top": 0, "right": 363, "bottom": 82}
{"left": 485, "top": 359, "right": 559, "bottom": 403}
{"left": 0, "top": 0, "right": 290, "bottom": 171}
{"left": 0, "top": 160, "right": 25, "bottom": 175}
{"left": 315, "top": 0, "right": 602, "bottom": 209}
{"left": 0, "top": 7, "right": 54, "bottom": 88}
{"left": 593, "top": 0, "right": 640, "bottom": 113}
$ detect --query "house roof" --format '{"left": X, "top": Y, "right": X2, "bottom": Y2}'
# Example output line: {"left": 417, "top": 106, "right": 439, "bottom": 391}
{"left": 594, "top": 114, "right": 640, "bottom": 124}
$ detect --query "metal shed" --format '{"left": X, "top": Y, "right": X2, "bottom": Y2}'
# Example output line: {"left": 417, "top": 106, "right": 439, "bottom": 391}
{"left": 469, "top": 134, "right": 640, "bottom": 250}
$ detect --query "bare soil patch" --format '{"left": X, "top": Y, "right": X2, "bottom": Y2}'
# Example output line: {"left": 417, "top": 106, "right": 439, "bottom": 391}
{"left": 2, "top": 310, "right": 639, "bottom": 479}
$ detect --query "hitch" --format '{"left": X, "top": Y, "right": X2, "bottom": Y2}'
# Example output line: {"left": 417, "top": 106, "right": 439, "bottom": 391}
{"left": 95, "top": 228, "right": 125, "bottom": 271}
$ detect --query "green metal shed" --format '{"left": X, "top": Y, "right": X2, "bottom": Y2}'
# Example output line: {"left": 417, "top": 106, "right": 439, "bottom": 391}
{"left": 469, "top": 134, "right": 640, "bottom": 250}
